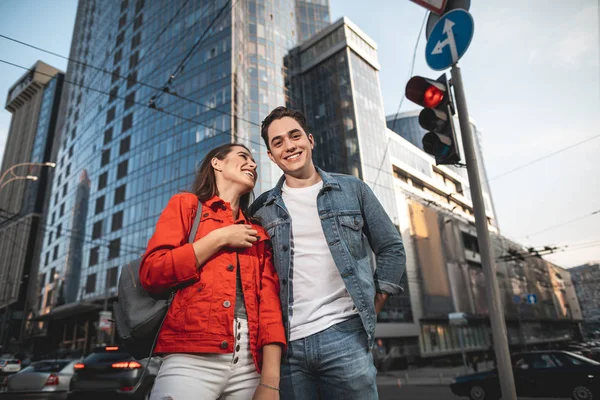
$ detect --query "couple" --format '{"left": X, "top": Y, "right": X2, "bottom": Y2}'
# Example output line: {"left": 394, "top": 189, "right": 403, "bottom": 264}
{"left": 139, "top": 107, "right": 406, "bottom": 400}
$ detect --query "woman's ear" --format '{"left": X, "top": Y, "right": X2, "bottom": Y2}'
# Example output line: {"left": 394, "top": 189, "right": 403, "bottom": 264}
{"left": 211, "top": 157, "right": 222, "bottom": 172}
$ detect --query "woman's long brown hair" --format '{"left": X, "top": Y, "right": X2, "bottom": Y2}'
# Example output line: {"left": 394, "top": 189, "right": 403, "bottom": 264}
{"left": 190, "top": 143, "right": 254, "bottom": 214}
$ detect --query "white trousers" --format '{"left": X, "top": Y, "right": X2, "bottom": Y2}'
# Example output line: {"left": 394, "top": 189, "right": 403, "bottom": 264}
{"left": 150, "top": 318, "right": 260, "bottom": 400}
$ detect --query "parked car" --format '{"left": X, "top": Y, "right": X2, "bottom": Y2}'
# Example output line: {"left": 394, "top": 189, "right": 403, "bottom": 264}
{"left": 67, "top": 346, "right": 159, "bottom": 400}
{"left": 0, "top": 361, "right": 21, "bottom": 375}
{"left": 0, "top": 359, "right": 79, "bottom": 399}
{"left": 450, "top": 351, "right": 600, "bottom": 400}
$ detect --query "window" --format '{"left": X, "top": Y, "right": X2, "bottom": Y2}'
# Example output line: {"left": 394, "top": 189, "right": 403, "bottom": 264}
{"left": 69, "top": 145, "right": 74, "bottom": 158}
{"left": 114, "top": 184, "right": 126, "bottom": 204}
{"left": 44, "top": 252, "right": 49, "bottom": 266}
{"left": 50, "top": 267, "right": 56, "bottom": 282}
{"left": 51, "top": 211, "right": 55, "bottom": 225}
{"left": 122, "top": 113, "right": 133, "bottom": 132}
{"left": 118, "top": 13, "right": 127, "bottom": 29}
{"left": 117, "top": 160, "right": 128, "bottom": 179}
{"left": 531, "top": 354, "right": 560, "bottom": 369}
{"left": 95, "top": 196, "right": 105, "bottom": 214}
{"left": 114, "top": 49, "right": 122, "bottom": 65}
{"left": 104, "top": 127, "right": 113, "bottom": 145}
{"left": 134, "top": 13, "right": 143, "bottom": 30}
{"left": 127, "top": 71, "right": 137, "bottom": 89}
{"left": 111, "top": 68, "right": 120, "bottom": 84}
{"left": 57, "top": 174, "right": 62, "bottom": 186}
{"left": 120, "top": 0, "right": 128, "bottom": 12}
{"left": 125, "top": 91, "right": 135, "bottom": 110}
{"left": 109, "top": 87, "right": 118, "bottom": 103}
{"left": 59, "top": 203, "right": 65, "bottom": 217}
{"left": 89, "top": 247, "right": 100, "bottom": 266}
{"left": 129, "top": 51, "right": 139, "bottom": 69}
{"left": 92, "top": 220, "right": 103, "bottom": 239}
{"left": 131, "top": 32, "right": 141, "bottom": 49}
{"left": 48, "top": 231, "right": 53, "bottom": 245}
{"left": 52, "top": 245, "right": 58, "bottom": 261}
{"left": 56, "top": 224, "right": 62, "bottom": 238}
{"left": 106, "top": 106, "right": 116, "bottom": 123}
{"left": 108, "top": 238, "right": 121, "bottom": 259}
{"left": 101, "top": 149, "right": 111, "bottom": 166}
{"left": 66, "top": 164, "right": 71, "bottom": 177}
{"left": 54, "top": 193, "right": 59, "bottom": 206}
{"left": 85, "top": 274, "right": 97, "bottom": 294}
{"left": 107, "top": 267, "right": 119, "bottom": 288}
{"left": 135, "top": 0, "right": 144, "bottom": 13}
{"left": 99, "top": 172, "right": 108, "bottom": 190}
{"left": 112, "top": 211, "right": 123, "bottom": 231}
{"left": 71, "top": 127, "right": 77, "bottom": 139}
{"left": 62, "top": 183, "right": 68, "bottom": 197}
{"left": 119, "top": 136, "right": 131, "bottom": 155}
{"left": 116, "top": 31, "right": 125, "bottom": 46}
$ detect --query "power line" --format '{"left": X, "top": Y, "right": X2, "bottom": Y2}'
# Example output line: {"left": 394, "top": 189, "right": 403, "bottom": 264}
{"left": 524, "top": 208, "right": 600, "bottom": 239}
{"left": 373, "top": 11, "right": 427, "bottom": 189}
{"left": 487, "top": 133, "right": 600, "bottom": 183}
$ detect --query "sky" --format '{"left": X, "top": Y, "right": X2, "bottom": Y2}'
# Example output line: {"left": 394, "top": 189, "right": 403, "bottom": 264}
{"left": 0, "top": 0, "right": 598, "bottom": 268}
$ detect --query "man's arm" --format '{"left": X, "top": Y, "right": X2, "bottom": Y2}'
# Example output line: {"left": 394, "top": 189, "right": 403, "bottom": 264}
{"left": 359, "top": 181, "right": 406, "bottom": 297}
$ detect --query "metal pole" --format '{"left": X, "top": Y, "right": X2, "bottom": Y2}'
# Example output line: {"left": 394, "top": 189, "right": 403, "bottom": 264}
{"left": 457, "top": 326, "right": 468, "bottom": 375}
{"left": 451, "top": 64, "right": 517, "bottom": 400}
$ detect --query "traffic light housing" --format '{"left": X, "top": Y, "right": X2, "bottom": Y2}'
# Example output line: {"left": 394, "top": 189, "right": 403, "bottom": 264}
{"left": 405, "top": 74, "right": 460, "bottom": 165}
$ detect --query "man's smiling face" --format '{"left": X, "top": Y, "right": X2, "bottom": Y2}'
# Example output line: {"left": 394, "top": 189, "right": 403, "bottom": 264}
{"left": 266, "top": 116, "right": 315, "bottom": 177}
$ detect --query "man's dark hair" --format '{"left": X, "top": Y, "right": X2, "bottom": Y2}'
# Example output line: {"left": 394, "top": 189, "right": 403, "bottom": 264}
{"left": 260, "top": 106, "right": 310, "bottom": 150}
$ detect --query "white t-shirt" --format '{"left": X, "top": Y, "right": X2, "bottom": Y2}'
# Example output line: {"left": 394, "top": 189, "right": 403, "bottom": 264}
{"left": 282, "top": 180, "right": 358, "bottom": 341}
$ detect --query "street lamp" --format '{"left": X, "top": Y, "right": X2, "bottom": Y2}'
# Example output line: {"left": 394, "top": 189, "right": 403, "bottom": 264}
{"left": 0, "top": 176, "right": 38, "bottom": 192}
{"left": 0, "top": 162, "right": 56, "bottom": 187}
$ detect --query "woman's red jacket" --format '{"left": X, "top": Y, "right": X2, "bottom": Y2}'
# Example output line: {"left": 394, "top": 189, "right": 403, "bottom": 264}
{"left": 139, "top": 193, "right": 286, "bottom": 372}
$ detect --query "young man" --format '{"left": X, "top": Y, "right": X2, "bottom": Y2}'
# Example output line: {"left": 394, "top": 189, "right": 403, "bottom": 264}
{"left": 249, "top": 106, "right": 406, "bottom": 399}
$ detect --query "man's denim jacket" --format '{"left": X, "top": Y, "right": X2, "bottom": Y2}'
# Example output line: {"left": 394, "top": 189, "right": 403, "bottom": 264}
{"left": 249, "top": 167, "right": 406, "bottom": 348}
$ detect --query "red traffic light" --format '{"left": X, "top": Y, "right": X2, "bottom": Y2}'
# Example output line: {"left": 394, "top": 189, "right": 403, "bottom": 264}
{"left": 405, "top": 76, "right": 447, "bottom": 109}
{"left": 423, "top": 86, "right": 444, "bottom": 108}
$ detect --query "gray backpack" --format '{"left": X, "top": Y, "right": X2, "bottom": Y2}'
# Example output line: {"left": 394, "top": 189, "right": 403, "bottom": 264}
{"left": 114, "top": 198, "right": 202, "bottom": 359}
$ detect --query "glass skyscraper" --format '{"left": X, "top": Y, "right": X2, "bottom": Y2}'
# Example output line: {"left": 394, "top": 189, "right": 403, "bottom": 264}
{"left": 35, "top": 0, "right": 330, "bottom": 349}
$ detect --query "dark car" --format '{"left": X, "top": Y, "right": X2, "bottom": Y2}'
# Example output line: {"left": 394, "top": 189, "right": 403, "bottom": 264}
{"left": 0, "top": 359, "right": 79, "bottom": 400}
{"left": 67, "top": 346, "right": 159, "bottom": 400}
{"left": 450, "top": 351, "right": 600, "bottom": 400}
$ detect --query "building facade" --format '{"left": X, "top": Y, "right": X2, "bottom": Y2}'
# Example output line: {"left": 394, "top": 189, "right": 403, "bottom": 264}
{"left": 33, "top": 0, "right": 330, "bottom": 355}
{"left": 570, "top": 263, "right": 600, "bottom": 337}
{"left": 0, "top": 61, "right": 64, "bottom": 353}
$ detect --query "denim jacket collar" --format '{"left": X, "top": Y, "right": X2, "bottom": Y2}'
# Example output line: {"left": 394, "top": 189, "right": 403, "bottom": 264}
{"left": 264, "top": 166, "right": 340, "bottom": 206}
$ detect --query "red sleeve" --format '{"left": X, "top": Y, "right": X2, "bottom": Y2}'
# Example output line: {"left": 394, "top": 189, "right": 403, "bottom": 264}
{"left": 139, "top": 193, "right": 200, "bottom": 294}
{"left": 256, "top": 240, "right": 287, "bottom": 351}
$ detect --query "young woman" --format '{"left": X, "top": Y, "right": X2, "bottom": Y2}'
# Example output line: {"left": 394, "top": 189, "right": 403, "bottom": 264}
{"left": 139, "top": 143, "right": 285, "bottom": 400}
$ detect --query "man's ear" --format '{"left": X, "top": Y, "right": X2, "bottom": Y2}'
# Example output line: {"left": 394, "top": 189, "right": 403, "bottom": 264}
{"left": 267, "top": 150, "right": 276, "bottom": 164}
{"left": 211, "top": 157, "right": 222, "bottom": 172}
{"left": 308, "top": 133, "right": 315, "bottom": 149}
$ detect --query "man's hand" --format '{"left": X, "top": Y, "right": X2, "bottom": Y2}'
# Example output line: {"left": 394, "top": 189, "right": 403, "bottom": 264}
{"left": 374, "top": 292, "right": 389, "bottom": 315}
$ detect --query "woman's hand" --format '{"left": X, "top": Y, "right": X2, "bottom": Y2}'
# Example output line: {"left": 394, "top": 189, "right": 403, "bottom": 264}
{"left": 215, "top": 224, "right": 259, "bottom": 248}
{"left": 252, "top": 379, "right": 280, "bottom": 400}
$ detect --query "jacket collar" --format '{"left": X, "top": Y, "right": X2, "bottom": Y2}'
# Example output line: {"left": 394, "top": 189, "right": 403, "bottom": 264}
{"left": 204, "top": 195, "right": 249, "bottom": 224}
{"left": 264, "top": 166, "right": 339, "bottom": 205}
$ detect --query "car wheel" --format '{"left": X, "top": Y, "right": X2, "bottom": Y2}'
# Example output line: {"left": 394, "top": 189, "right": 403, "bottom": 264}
{"left": 572, "top": 385, "right": 594, "bottom": 400}
{"left": 469, "top": 385, "right": 500, "bottom": 400}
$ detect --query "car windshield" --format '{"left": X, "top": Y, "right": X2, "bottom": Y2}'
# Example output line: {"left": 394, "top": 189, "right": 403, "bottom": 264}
{"left": 6, "top": 360, "right": 19, "bottom": 364}
{"left": 83, "top": 352, "right": 132, "bottom": 364}
{"left": 20, "top": 361, "right": 71, "bottom": 373}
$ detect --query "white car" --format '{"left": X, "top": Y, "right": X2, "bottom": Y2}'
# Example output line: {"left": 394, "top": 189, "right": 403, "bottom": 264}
{"left": 0, "top": 359, "right": 22, "bottom": 374}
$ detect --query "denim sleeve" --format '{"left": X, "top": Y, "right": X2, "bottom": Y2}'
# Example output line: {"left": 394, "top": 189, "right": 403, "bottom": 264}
{"left": 359, "top": 182, "right": 406, "bottom": 296}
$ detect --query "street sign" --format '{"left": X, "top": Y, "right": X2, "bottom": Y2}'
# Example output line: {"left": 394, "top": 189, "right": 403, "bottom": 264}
{"left": 425, "top": 9, "right": 474, "bottom": 71}
{"left": 449, "top": 312, "right": 468, "bottom": 325}
{"left": 98, "top": 311, "right": 113, "bottom": 332}
{"left": 512, "top": 295, "right": 522, "bottom": 304}
{"left": 426, "top": 0, "right": 471, "bottom": 39}
{"left": 410, "top": 0, "right": 448, "bottom": 15}
{"left": 527, "top": 294, "right": 537, "bottom": 305}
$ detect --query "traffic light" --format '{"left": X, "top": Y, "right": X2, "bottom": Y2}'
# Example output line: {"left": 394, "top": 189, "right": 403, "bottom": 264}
{"left": 405, "top": 73, "right": 460, "bottom": 165}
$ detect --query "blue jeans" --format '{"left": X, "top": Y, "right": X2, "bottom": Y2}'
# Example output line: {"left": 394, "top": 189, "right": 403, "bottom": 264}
{"left": 280, "top": 316, "right": 378, "bottom": 400}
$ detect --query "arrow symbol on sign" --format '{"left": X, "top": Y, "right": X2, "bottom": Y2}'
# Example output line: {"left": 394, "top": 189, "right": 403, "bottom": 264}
{"left": 431, "top": 19, "right": 459, "bottom": 63}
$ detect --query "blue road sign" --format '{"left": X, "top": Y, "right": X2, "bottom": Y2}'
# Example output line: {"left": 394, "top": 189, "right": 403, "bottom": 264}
{"left": 512, "top": 295, "right": 521, "bottom": 304}
{"left": 425, "top": 9, "right": 474, "bottom": 71}
{"left": 527, "top": 294, "right": 537, "bottom": 305}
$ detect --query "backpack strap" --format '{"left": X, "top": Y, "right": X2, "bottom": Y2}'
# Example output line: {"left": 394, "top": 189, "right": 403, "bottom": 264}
{"left": 188, "top": 200, "right": 203, "bottom": 244}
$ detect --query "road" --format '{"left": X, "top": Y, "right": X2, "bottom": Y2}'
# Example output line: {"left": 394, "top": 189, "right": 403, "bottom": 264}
{"left": 378, "top": 384, "right": 569, "bottom": 400}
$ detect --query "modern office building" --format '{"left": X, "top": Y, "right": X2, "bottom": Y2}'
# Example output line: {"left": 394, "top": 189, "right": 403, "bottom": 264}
{"left": 0, "top": 61, "right": 64, "bottom": 353}
{"left": 570, "top": 263, "right": 600, "bottom": 337}
{"left": 33, "top": 0, "right": 330, "bottom": 354}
